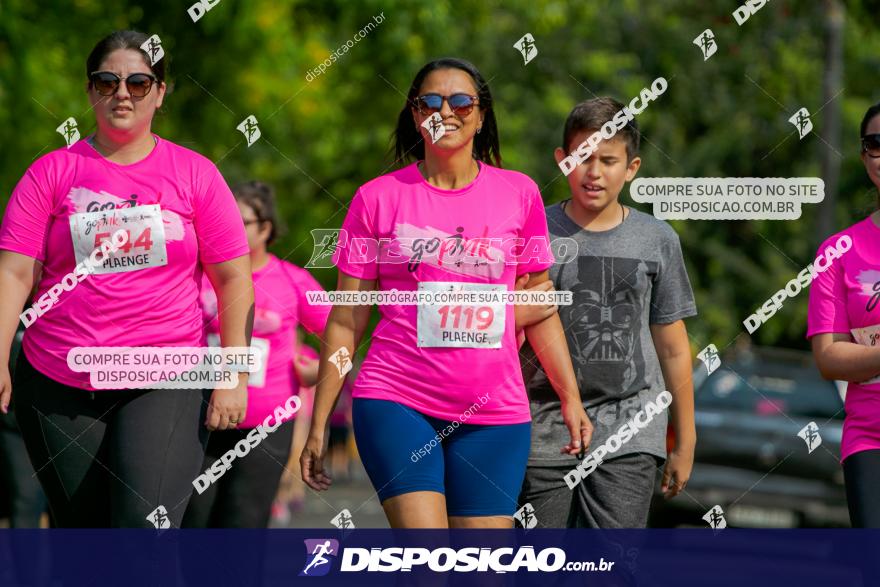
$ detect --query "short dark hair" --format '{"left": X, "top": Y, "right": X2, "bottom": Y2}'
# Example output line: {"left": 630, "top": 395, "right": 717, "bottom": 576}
{"left": 392, "top": 57, "right": 501, "bottom": 168}
{"left": 232, "top": 181, "right": 284, "bottom": 245}
{"left": 562, "top": 97, "right": 640, "bottom": 161}
{"left": 86, "top": 30, "right": 166, "bottom": 85}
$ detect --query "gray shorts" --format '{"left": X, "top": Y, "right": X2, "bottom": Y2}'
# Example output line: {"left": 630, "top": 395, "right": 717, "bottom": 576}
{"left": 518, "top": 453, "right": 663, "bottom": 528}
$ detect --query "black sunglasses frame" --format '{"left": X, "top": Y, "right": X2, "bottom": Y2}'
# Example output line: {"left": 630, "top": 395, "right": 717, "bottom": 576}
{"left": 862, "top": 134, "right": 880, "bottom": 158}
{"left": 412, "top": 93, "right": 479, "bottom": 117}
{"left": 89, "top": 71, "right": 158, "bottom": 97}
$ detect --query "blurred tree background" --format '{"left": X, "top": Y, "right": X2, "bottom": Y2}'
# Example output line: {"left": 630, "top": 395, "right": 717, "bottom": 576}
{"left": 1, "top": 0, "right": 878, "bottom": 356}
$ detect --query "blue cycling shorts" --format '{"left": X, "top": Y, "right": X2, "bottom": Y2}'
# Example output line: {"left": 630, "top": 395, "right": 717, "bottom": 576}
{"left": 352, "top": 398, "right": 531, "bottom": 517}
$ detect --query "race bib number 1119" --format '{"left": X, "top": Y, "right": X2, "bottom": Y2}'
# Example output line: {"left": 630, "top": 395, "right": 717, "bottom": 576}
{"left": 417, "top": 282, "right": 506, "bottom": 348}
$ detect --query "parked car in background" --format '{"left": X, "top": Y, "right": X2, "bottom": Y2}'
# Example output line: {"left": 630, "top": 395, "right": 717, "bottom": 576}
{"left": 649, "top": 346, "right": 849, "bottom": 528}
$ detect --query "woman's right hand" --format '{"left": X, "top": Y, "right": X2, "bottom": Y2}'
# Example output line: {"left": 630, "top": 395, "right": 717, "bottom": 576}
{"left": 0, "top": 364, "right": 11, "bottom": 414}
{"left": 300, "top": 432, "right": 332, "bottom": 491}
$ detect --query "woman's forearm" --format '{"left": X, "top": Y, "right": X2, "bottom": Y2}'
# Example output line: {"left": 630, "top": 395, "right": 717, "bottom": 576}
{"left": 310, "top": 273, "right": 374, "bottom": 435}
{"left": 215, "top": 281, "right": 254, "bottom": 347}
{"left": 524, "top": 312, "right": 580, "bottom": 405}
{"left": 0, "top": 252, "right": 36, "bottom": 364}
{"left": 310, "top": 312, "right": 358, "bottom": 434}
{"left": 814, "top": 338, "right": 880, "bottom": 382}
{"left": 207, "top": 257, "right": 255, "bottom": 388}
{"left": 206, "top": 257, "right": 255, "bottom": 347}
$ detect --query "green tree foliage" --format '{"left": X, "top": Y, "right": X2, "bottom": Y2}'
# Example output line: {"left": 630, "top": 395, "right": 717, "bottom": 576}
{"left": 1, "top": 0, "right": 877, "bottom": 354}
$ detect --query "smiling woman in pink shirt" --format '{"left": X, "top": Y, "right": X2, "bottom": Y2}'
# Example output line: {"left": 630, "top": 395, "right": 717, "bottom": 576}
{"left": 300, "top": 58, "right": 593, "bottom": 529}
{"left": 0, "top": 30, "right": 253, "bottom": 528}
{"left": 810, "top": 101, "right": 880, "bottom": 528}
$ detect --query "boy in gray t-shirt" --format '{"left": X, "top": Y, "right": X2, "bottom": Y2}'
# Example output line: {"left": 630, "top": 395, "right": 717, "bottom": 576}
{"left": 517, "top": 97, "right": 697, "bottom": 528}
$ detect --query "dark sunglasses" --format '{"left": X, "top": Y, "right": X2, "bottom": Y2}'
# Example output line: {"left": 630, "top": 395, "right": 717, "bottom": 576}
{"left": 413, "top": 93, "right": 479, "bottom": 117}
{"left": 863, "top": 134, "right": 880, "bottom": 158}
{"left": 89, "top": 71, "right": 158, "bottom": 97}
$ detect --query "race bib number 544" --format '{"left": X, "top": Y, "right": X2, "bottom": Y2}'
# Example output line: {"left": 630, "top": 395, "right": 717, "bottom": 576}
{"left": 851, "top": 323, "right": 880, "bottom": 385}
{"left": 417, "top": 282, "right": 506, "bottom": 348}
{"left": 69, "top": 204, "right": 167, "bottom": 274}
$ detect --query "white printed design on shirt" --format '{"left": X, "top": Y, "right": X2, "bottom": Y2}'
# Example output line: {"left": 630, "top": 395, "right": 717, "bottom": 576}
{"left": 67, "top": 186, "right": 185, "bottom": 241}
{"left": 417, "top": 282, "right": 506, "bottom": 348}
{"left": 850, "top": 323, "right": 880, "bottom": 385}
{"left": 69, "top": 204, "right": 167, "bottom": 274}
{"left": 393, "top": 223, "right": 507, "bottom": 280}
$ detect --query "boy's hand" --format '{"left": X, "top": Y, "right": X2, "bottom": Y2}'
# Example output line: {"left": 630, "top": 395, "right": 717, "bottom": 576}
{"left": 514, "top": 273, "right": 558, "bottom": 330}
{"left": 560, "top": 401, "right": 593, "bottom": 456}
{"left": 661, "top": 445, "right": 694, "bottom": 498}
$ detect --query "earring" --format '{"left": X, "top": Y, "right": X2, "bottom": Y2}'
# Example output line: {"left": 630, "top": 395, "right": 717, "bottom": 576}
{"left": 476, "top": 127, "right": 482, "bottom": 134}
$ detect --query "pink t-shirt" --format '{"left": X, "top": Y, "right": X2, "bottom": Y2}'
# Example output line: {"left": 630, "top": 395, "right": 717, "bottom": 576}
{"left": 201, "top": 255, "right": 329, "bottom": 428}
{"left": 807, "top": 216, "right": 880, "bottom": 461}
{"left": 0, "top": 135, "right": 250, "bottom": 390}
{"left": 331, "top": 161, "right": 553, "bottom": 424}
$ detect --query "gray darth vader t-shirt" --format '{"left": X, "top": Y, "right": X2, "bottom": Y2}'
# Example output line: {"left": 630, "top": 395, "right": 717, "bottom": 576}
{"left": 521, "top": 202, "right": 697, "bottom": 465}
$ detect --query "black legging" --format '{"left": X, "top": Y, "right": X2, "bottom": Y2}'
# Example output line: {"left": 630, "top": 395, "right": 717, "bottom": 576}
{"left": 0, "top": 409, "right": 46, "bottom": 527}
{"left": 13, "top": 347, "right": 211, "bottom": 528}
{"left": 182, "top": 418, "right": 294, "bottom": 528}
{"left": 843, "top": 449, "right": 880, "bottom": 528}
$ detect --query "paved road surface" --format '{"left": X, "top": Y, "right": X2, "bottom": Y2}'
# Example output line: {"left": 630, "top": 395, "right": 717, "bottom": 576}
{"left": 274, "top": 458, "right": 390, "bottom": 529}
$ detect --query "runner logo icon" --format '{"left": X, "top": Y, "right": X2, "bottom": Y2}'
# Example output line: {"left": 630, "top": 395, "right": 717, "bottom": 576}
{"left": 300, "top": 539, "right": 339, "bottom": 577}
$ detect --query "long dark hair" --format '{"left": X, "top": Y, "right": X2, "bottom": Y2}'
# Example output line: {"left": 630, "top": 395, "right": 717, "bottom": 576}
{"left": 86, "top": 30, "right": 167, "bottom": 85}
{"left": 391, "top": 58, "right": 501, "bottom": 168}
{"left": 860, "top": 101, "right": 880, "bottom": 209}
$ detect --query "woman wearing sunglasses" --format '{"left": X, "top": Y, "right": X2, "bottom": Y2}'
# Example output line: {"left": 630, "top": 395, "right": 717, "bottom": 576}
{"left": 0, "top": 30, "right": 253, "bottom": 527}
{"left": 810, "top": 102, "right": 880, "bottom": 527}
{"left": 301, "top": 58, "right": 591, "bottom": 528}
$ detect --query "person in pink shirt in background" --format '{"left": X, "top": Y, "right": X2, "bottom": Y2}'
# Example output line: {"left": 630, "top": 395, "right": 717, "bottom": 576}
{"left": 301, "top": 58, "right": 592, "bottom": 529}
{"left": 183, "top": 181, "right": 329, "bottom": 528}
{"left": 273, "top": 342, "right": 354, "bottom": 525}
{"left": 0, "top": 30, "right": 254, "bottom": 528}
{"left": 810, "top": 101, "right": 880, "bottom": 528}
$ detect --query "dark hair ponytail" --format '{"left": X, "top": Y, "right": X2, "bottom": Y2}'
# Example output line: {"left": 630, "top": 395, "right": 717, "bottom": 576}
{"left": 391, "top": 58, "right": 501, "bottom": 168}
{"left": 86, "top": 30, "right": 167, "bottom": 84}
{"left": 232, "top": 181, "right": 284, "bottom": 245}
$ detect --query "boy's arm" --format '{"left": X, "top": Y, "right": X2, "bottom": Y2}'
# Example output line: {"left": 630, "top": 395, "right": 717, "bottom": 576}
{"left": 650, "top": 320, "right": 695, "bottom": 499}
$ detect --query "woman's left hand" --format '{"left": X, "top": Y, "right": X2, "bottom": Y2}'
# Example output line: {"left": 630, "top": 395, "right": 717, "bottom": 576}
{"left": 206, "top": 377, "right": 248, "bottom": 430}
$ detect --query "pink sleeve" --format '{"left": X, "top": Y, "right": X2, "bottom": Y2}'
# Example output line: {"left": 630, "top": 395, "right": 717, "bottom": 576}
{"left": 291, "top": 266, "right": 331, "bottom": 334}
{"left": 516, "top": 187, "right": 554, "bottom": 276}
{"left": 332, "top": 189, "right": 378, "bottom": 280}
{"left": 193, "top": 166, "right": 249, "bottom": 264}
{"left": 0, "top": 161, "right": 54, "bottom": 262}
{"left": 807, "top": 239, "right": 849, "bottom": 337}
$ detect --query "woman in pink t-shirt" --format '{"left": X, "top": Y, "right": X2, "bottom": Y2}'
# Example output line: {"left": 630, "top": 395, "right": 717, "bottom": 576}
{"left": 810, "top": 102, "right": 880, "bottom": 527}
{"left": 0, "top": 31, "right": 254, "bottom": 528}
{"left": 301, "top": 58, "right": 593, "bottom": 529}
{"left": 183, "top": 181, "right": 329, "bottom": 528}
